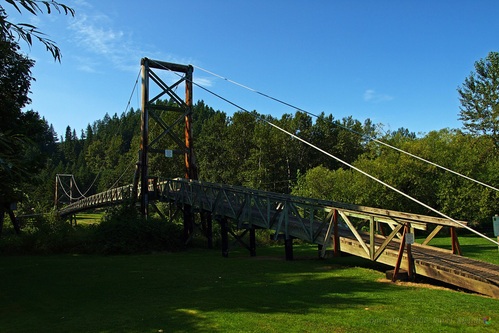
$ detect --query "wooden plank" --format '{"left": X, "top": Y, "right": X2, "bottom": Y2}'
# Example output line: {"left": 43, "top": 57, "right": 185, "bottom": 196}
{"left": 342, "top": 211, "right": 427, "bottom": 230}
{"left": 414, "top": 262, "right": 499, "bottom": 298}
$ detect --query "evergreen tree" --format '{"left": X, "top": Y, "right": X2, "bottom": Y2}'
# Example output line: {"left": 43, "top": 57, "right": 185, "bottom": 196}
{"left": 458, "top": 51, "right": 499, "bottom": 149}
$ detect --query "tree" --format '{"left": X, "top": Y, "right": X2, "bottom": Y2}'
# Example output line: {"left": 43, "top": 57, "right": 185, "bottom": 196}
{"left": 458, "top": 51, "right": 499, "bottom": 148}
{"left": 0, "top": 0, "right": 74, "bottom": 227}
{"left": 1, "top": 0, "right": 75, "bottom": 61}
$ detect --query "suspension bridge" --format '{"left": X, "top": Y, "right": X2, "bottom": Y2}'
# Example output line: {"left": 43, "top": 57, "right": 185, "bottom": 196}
{"left": 55, "top": 58, "right": 499, "bottom": 299}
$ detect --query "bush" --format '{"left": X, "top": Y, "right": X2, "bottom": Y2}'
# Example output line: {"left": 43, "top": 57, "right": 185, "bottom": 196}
{"left": 94, "top": 205, "right": 184, "bottom": 254}
{"left": 0, "top": 206, "right": 184, "bottom": 255}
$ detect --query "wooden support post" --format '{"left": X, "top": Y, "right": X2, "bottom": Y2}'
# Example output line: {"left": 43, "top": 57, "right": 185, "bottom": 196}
{"left": 333, "top": 209, "right": 340, "bottom": 257}
{"left": 183, "top": 205, "right": 194, "bottom": 244}
{"left": 370, "top": 216, "right": 375, "bottom": 260}
{"left": 205, "top": 212, "right": 213, "bottom": 249}
{"left": 249, "top": 227, "right": 256, "bottom": 256}
{"left": 406, "top": 224, "right": 415, "bottom": 281}
{"left": 139, "top": 59, "right": 150, "bottom": 217}
{"left": 450, "top": 227, "right": 462, "bottom": 255}
{"left": 221, "top": 218, "right": 229, "bottom": 258}
{"left": 392, "top": 224, "right": 407, "bottom": 282}
{"left": 285, "top": 237, "right": 293, "bottom": 261}
{"left": 184, "top": 65, "right": 197, "bottom": 180}
{"left": 54, "top": 175, "right": 58, "bottom": 209}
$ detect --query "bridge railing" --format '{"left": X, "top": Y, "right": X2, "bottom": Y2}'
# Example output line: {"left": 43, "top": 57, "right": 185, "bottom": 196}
{"left": 58, "top": 184, "right": 134, "bottom": 217}
{"left": 59, "top": 177, "right": 468, "bottom": 258}
{"left": 158, "top": 178, "right": 468, "bottom": 252}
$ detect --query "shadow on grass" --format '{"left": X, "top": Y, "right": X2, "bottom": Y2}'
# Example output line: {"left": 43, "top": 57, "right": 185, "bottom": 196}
{"left": 0, "top": 249, "right": 400, "bottom": 333}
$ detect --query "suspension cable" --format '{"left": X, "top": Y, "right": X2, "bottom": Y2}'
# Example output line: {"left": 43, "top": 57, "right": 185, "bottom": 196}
{"left": 70, "top": 175, "right": 86, "bottom": 199}
{"left": 194, "top": 65, "right": 499, "bottom": 192}
{"left": 57, "top": 175, "right": 82, "bottom": 201}
{"left": 107, "top": 155, "right": 137, "bottom": 191}
{"left": 147, "top": 60, "right": 499, "bottom": 246}
{"left": 76, "top": 68, "right": 142, "bottom": 197}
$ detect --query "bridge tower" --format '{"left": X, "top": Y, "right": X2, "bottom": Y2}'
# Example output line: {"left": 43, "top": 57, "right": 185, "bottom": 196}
{"left": 133, "top": 58, "right": 198, "bottom": 222}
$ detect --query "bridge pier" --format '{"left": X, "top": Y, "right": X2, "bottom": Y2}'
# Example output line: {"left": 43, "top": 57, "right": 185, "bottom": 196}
{"left": 284, "top": 237, "right": 293, "bottom": 261}
{"left": 202, "top": 211, "right": 213, "bottom": 249}
{"left": 218, "top": 217, "right": 258, "bottom": 257}
{"left": 220, "top": 217, "right": 229, "bottom": 258}
{"left": 183, "top": 204, "right": 194, "bottom": 244}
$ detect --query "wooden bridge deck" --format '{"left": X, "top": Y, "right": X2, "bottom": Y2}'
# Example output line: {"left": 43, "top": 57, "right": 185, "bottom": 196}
{"left": 339, "top": 231, "right": 499, "bottom": 298}
{"left": 59, "top": 178, "right": 499, "bottom": 298}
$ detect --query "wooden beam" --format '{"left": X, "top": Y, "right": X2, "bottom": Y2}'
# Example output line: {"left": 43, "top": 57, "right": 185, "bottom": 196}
{"left": 373, "top": 223, "right": 404, "bottom": 261}
{"left": 392, "top": 225, "right": 408, "bottom": 282}
{"left": 320, "top": 210, "right": 335, "bottom": 258}
{"left": 450, "top": 227, "right": 462, "bottom": 255}
{"left": 370, "top": 216, "right": 375, "bottom": 260}
{"left": 422, "top": 225, "right": 443, "bottom": 246}
{"left": 339, "top": 211, "right": 370, "bottom": 257}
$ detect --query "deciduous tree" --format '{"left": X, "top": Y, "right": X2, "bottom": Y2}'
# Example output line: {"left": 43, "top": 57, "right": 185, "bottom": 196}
{"left": 1, "top": 0, "right": 74, "bottom": 61}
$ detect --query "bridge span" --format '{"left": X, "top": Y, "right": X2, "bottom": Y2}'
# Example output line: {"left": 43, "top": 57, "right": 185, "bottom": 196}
{"left": 59, "top": 178, "right": 499, "bottom": 298}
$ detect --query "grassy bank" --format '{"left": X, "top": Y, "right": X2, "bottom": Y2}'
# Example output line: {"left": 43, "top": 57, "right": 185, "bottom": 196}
{"left": 0, "top": 245, "right": 497, "bottom": 333}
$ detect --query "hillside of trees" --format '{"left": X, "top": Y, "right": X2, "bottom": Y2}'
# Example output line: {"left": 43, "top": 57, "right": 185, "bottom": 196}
{"left": 12, "top": 98, "right": 498, "bottom": 231}
{"left": 2, "top": 1, "right": 499, "bottom": 232}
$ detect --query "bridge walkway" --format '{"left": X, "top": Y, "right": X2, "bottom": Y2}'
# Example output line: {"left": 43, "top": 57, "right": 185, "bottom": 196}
{"left": 59, "top": 178, "right": 499, "bottom": 298}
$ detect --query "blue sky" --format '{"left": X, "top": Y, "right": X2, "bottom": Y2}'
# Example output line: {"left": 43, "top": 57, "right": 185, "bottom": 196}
{"left": 10, "top": 0, "right": 499, "bottom": 138}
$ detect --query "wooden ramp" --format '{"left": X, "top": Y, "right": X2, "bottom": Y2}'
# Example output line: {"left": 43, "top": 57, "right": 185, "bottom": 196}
{"left": 159, "top": 178, "right": 499, "bottom": 299}
{"left": 339, "top": 232, "right": 499, "bottom": 298}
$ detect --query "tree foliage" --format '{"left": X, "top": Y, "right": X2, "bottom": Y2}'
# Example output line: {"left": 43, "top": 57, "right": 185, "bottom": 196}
{"left": 458, "top": 51, "right": 499, "bottom": 148}
{"left": 0, "top": 35, "right": 56, "bottom": 207}
{"left": 3, "top": 40, "right": 498, "bottom": 233}
{"left": 0, "top": 0, "right": 75, "bottom": 61}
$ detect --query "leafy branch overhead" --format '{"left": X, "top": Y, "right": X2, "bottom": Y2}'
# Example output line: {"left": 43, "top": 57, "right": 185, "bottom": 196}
{"left": 0, "top": 0, "right": 75, "bottom": 61}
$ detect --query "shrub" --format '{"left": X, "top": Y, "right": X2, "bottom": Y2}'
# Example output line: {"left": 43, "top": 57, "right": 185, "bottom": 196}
{"left": 95, "top": 205, "right": 184, "bottom": 254}
{"left": 0, "top": 205, "right": 185, "bottom": 255}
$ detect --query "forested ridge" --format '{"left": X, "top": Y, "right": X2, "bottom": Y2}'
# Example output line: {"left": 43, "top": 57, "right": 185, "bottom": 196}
{"left": 18, "top": 98, "right": 499, "bottom": 230}
{"left": 1, "top": 1, "right": 499, "bottom": 232}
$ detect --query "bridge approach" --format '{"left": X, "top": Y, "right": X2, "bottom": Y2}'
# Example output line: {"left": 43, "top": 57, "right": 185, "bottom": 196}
{"left": 59, "top": 178, "right": 499, "bottom": 299}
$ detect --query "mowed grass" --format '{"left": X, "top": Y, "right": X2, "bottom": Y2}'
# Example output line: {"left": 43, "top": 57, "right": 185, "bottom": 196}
{"left": 0, "top": 245, "right": 498, "bottom": 333}
{"left": 74, "top": 211, "right": 105, "bottom": 226}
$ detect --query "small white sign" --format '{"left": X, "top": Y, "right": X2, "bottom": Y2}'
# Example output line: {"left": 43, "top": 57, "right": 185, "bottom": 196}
{"left": 165, "top": 150, "right": 173, "bottom": 158}
{"left": 405, "top": 233, "right": 415, "bottom": 245}
{"left": 493, "top": 215, "right": 499, "bottom": 237}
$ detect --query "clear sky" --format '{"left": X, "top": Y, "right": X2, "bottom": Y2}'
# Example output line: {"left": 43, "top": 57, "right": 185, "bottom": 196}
{"left": 9, "top": 0, "right": 499, "bottom": 138}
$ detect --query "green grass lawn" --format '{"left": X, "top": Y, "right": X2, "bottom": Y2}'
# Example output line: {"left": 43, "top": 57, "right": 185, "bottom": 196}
{"left": 75, "top": 211, "right": 104, "bottom": 225}
{"left": 0, "top": 245, "right": 498, "bottom": 333}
